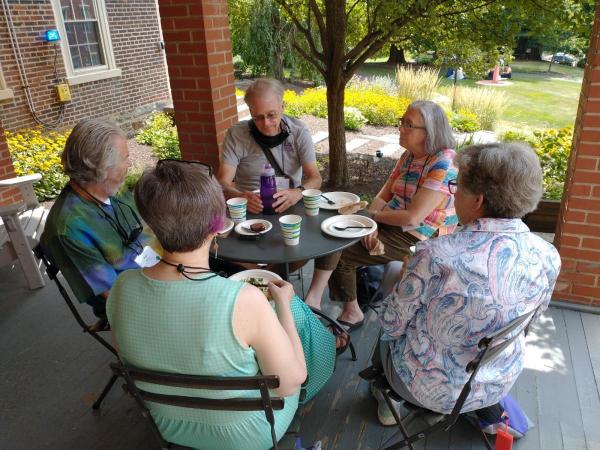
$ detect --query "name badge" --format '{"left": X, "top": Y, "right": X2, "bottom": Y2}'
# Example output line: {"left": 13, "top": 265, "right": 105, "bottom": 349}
{"left": 134, "top": 246, "right": 161, "bottom": 268}
{"left": 275, "top": 176, "right": 290, "bottom": 190}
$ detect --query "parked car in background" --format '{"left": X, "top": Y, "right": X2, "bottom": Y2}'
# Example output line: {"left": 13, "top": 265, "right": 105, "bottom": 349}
{"left": 551, "top": 52, "right": 578, "bottom": 67}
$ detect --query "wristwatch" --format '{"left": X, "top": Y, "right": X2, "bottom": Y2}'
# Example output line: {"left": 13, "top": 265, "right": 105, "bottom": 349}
{"left": 297, "top": 185, "right": 305, "bottom": 192}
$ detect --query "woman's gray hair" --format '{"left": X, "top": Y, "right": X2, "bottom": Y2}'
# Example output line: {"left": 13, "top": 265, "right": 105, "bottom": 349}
{"left": 409, "top": 100, "right": 456, "bottom": 155}
{"left": 455, "top": 142, "right": 543, "bottom": 218}
{"left": 244, "top": 78, "right": 284, "bottom": 104}
{"left": 134, "top": 161, "right": 225, "bottom": 253}
{"left": 62, "top": 118, "right": 126, "bottom": 185}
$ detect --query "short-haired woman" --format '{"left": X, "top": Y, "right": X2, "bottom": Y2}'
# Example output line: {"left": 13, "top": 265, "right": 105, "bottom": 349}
{"left": 106, "top": 160, "right": 336, "bottom": 450}
{"left": 373, "top": 142, "right": 561, "bottom": 424}
{"left": 305, "top": 100, "right": 458, "bottom": 330}
{"left": 41, "top": 118, "right": 151, "bottom": 318}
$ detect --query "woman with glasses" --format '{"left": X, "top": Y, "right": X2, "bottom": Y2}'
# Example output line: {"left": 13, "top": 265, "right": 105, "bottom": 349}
{"left": 372, "top": 142, "right": 560, "bottom": 425}
{"left": 217, "top": 78, "right": 322, "bottom": 214}
{"left": 107, "top": 161, "right": 336, "bottom": 450}
{"left": 305, "top": 100, "right": 458, "bottom": 331}
{"left": 41, "top": 118, "right": 152, "bottom": 319}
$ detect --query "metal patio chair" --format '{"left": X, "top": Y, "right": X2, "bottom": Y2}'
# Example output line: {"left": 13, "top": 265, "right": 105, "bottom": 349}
{"left": 360, "top": 304, "right": 541, "bottom": 450}
{"left": 34, "top": 244, "right": 119, "bottom": 410}
{"left": 111, "top": 361, "right": 303, "bottom": 450}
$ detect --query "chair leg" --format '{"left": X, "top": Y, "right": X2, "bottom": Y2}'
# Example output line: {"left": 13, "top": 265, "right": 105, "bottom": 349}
{"left": 383, "top": 390, "right": 416, "bottom": 450}
{"left": 92, "top": 373, "right": 118, "bottom": 410}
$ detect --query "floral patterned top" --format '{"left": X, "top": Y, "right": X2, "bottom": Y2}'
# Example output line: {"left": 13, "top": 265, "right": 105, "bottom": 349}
{"left": 379, "top": 218, "right": 561, "bottom": 413}
{"left": 387, "top": 149, "right": 458, "bottom": 240}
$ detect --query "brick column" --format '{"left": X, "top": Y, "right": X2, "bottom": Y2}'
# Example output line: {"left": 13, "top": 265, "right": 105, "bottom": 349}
{"left": 554, "top": 5, "right": 600, "bottom": 307}
{"left": 157, "top": 0, "right": 237, "bottom": 167}
{"left": 0, "top": 120, "right": 21, "bottom": 207}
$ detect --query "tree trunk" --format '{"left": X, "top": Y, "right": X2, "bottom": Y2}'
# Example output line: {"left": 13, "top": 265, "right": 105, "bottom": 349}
{"left": 387, "top": 45, "right": 406, "bottom": 64}
{"left": 323, "top": 0, "right": 349, "bottom": 187}
{"left": 326, "top": 76, "right": 347, "bottom": 187}
{"left": 271, "top": 6, "right": 285, "bottom": 81}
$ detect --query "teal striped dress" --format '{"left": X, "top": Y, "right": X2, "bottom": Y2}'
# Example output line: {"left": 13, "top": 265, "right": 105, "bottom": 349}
{"left": 107, "top": 270, "right": 334, "bottom": 450}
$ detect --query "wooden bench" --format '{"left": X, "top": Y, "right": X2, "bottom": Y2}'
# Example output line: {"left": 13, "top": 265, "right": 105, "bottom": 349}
{"left": 0, "top": 174, "right": 47, "bottom": 289}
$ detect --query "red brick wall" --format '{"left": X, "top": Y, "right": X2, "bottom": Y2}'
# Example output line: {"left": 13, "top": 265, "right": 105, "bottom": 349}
{"left": 555, "top": 5, "right": 600, "bottom": 306}
{"left": 0, "top": 0, "right": 170, "bottom": 132}
{"left": 0, "top": 120, "right": 22, "bottom": 207}
{"left": 158, "top": 0, "right": 237, "bottom": 166}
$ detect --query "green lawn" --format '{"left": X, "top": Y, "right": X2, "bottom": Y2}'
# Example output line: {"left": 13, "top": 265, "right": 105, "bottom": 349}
{"left": 356, "top": 60, "right": 583, "bottom": 133}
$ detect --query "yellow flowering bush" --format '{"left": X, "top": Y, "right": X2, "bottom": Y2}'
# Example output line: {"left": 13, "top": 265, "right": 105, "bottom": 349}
{"left": 5, "top": 128, "right": 70, "bottom": 200}
{"left": 284, "top": 86, "right": 409, "bottom": 126}
{"left": 449, "top": 108, "right": 480, "bottom": 133}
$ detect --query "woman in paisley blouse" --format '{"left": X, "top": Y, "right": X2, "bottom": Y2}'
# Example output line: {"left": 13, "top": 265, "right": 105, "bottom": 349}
{"left": 305, "top": 100, "right": 458, "bottom": 330}
{"left": 373, "top": 142, "right": 561, "bottom": 425}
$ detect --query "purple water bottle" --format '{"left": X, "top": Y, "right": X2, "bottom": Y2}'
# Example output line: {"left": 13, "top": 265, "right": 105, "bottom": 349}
{"left": 260, "top": 163, "right": 277, "bottom": 215}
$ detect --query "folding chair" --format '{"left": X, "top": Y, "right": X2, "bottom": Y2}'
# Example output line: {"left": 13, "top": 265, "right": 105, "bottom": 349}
{"left": 359, "top": 304, "right": 542, "bottom": 450}
{"left": 110, "top": 361, "right": 303, "bottom": 450}
{"left": 309, "top": 306, "right": 357, "bottom": 361}
{"left": 34, "top": 244, "right": 119, "bottom": 410}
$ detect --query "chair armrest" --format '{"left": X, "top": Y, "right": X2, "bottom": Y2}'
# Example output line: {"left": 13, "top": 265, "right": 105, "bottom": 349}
{"left": 0, "top": 174, "right": 42, "bottom": 209}
{"left": 0, "top": 202, "right": 26, "bottom": 218}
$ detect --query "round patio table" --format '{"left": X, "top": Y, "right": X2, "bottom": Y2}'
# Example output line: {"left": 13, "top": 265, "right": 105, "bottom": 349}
{"left": 213, "top": 203, "right": 364, "bottom": 280}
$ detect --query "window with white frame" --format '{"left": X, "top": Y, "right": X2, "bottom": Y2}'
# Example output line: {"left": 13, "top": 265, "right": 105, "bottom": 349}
{"left": 52, "top": 0, "right": 121, "bottom": 85}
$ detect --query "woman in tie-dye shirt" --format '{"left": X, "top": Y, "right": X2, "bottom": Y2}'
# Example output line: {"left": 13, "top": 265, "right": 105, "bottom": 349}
{"left": 374, "top": 142, "right": 560, "bottom": 423}
{"left": 306, "top": 101, "right": 458, "bottom": 330}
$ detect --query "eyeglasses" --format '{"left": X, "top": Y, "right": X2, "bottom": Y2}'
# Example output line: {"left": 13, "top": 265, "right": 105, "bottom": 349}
{"left": 157, "top": 159, "right": 213, "bottom": 177}
{"left": 448, "top": 179, "right": 457, "bottom": 194}
{"left": 251, "top": 111, "right": 280, "bottom": 122}
{"left": 398, "top": 118, "right": 427, "bottom": 131}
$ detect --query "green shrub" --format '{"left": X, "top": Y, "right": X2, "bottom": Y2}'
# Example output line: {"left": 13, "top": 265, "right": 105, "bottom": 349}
{"left": 5, "top": 128, "right": 70, "bottom": 200}
{"left": 136, "top": 112, "right": 181, "bottom": 159}
{"left": 414, "top": 54, "right": 434, "bottom": 65}
{"left": 453, "top": 86, "right": 507, "bottom": 130}
{"left": 395, "top": 65, "right": 440, "bottom": 101}
{"left": 343, "top": 107, "right": 367, "bottom": 131}
{"left": 532, "top": 126, "right": 573, "bottom": 200}
{"left": 449, "top": 109, "right": 480, "bottom": 133}
{"left": 121, "top": 166, "right": 144, "bottom": 193}
{"left": 500, "top": 130, "right": 532, "bottom": 143}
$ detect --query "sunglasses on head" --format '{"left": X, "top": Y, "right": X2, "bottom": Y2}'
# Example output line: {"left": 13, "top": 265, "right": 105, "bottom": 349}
{"left": 157, "top": 159, "right": 213, "bottom": 177}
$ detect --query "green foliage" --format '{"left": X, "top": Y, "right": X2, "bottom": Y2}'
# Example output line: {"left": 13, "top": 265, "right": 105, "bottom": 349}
{"left": 414, "top": 54, "right": 434, "bottom": 64}
{"left": 232, "top": 55, "right": 247, "bottom": 76}
{"left": 449, "top": 109, "right": 480, "bottom": 133}
{"left": 121, "top": 167, "right": 144, "bottom": 193}
{"left": 283, "top": 84, "right": 410, "bottom": 127}
{"left": 454, "top": 133, "right": 478, "bottom": 152}
{"left": 532, "top": 127, "right": 573, "bottom": 200}
{"left": 453, "top": 86, "right": 507, "bottom": 130}
{"left": 5, "top": 128, "right": 70, "bottom": 200}
{"left": 499, "top": 126, "right": 572, "bottom": 199}
{"left": 395, "top": 65, "right": 440, "bottom": 101}
{"left": 500, "top": 130, "right": 532, "bottom": 143}
{"left": 136, "top": 112, "right": 181, "bottom": 160}
{"left": 343, "top": 107, "right": 367, "bottom": 131}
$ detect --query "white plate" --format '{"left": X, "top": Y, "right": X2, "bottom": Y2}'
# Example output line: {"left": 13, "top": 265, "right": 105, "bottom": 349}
{"left": 320, "top": 214, "right": 377, "bottom": 238}
{"left": 320, "top": 192, "right": 360, "bottom": 210}
{"left": 228, "top": 269, "right": 282, "bottom": 301}
{"left": 235, "top": 219, "right": 273, "bottom": 236}
{"left": 217, "top": 217, "right": 234, "bottom": 237}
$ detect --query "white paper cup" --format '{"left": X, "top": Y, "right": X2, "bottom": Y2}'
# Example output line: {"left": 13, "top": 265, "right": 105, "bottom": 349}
{"left": 279, "top": 215, "right": 302, "bottom": 245}
{"left": 302, "top": 189, "right": 321, "bottom": 216}
{"left": 226, "top": 197, "right": 248, "bottom": 223}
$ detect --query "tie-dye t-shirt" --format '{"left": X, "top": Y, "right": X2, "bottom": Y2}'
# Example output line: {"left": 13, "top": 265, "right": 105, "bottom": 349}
{"left": 41, "top": 185, "right": 151, "bottom": 304}
{"left": 379, "top": 218, "right": 561, "bottom": 413}
{"left": 387, "top": 149, "right": 458, "bottom": 239}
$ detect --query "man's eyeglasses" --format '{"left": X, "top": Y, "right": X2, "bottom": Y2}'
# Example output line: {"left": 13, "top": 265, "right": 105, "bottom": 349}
{"left": 251, "top": 111, "right": 280, "bottom": 122}
{"left": 398, "top": 118, "right": 427, "bottom": 131}
{"left": 157, "top": 159, "right": 213, "bottom": 177}
{"left": 448, "top": 179, "right": 457, "bottom": 194}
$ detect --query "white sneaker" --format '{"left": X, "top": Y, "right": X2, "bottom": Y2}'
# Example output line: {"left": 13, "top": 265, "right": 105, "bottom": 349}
{"left": 370, "top": 382, "right": 402, "bottom": 426}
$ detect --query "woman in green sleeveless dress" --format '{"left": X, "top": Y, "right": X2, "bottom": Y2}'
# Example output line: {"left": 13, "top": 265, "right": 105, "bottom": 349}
{"left": 107, "top": 160, "right": 336, "bottom": 450}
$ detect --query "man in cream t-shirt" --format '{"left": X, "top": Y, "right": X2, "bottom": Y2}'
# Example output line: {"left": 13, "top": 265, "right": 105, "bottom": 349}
{"left": 217, "top": 78, "right": 322, "bottom": 214}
